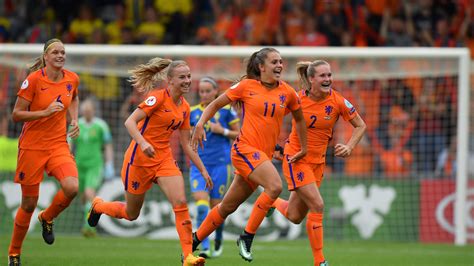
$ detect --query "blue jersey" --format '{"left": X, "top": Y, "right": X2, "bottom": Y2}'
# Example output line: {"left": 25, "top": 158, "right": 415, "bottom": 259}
{"left": 190, "top": 104, "right": 239, "bottom": 165}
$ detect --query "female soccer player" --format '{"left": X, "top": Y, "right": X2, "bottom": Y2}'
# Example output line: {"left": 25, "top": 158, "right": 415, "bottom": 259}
{"left": 87, "top": 58, "right": 211, "bottom": 266}
{"left": 269, "top": 60, "right": 366, "bottom": 266}
{"left": 8, "top": 38, "right": 80, "bottom": 266}
{"left": 189, "top": 76, "right": 240, "bottom": 258}
{"left": 69, "top": 98, "right": 114, "bottom": 237}
{"left": 191, "top": 47, "right": 307, "bottom": 262}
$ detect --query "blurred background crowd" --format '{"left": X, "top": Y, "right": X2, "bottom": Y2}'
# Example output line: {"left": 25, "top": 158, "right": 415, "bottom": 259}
{"left": 0, "top": 0, "right": 473, "bottom": 180}
{"left": 0, "top": 0, "right": 473, "bottom": 54}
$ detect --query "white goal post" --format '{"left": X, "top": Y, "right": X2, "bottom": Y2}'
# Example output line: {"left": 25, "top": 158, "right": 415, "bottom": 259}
{"left": 0, "top": 45, "right": 470, "bottom": 245}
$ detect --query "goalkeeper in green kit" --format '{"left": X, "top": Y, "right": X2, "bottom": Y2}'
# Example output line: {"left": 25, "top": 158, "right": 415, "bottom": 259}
{"left": 69, "top": 98, "right": 114, "bottom": 237}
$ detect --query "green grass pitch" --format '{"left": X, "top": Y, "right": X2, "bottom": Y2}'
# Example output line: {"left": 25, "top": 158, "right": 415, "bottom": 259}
{"left": 1, "top": 235, "right": 473, "bottom": 265}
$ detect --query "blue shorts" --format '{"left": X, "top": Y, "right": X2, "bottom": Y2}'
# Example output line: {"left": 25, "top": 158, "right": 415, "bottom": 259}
{"left": 189, "top": 164, "right": 231, "bottom": 200}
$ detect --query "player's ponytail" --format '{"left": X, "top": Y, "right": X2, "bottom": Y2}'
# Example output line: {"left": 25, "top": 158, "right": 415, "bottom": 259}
{"left": 296, "top": 60, "right": 330, "bottom": 94}
{"left": 296, "top": 61, "right": 312, "bottom": 93}
{"left": 28, "top": 38, "right": 63, "bottom": 74}
{"left": 128, "top": 57, "right": 172, "bottom": 93}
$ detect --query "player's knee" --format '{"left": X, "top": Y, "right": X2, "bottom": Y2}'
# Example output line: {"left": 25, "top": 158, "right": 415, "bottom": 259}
{"left": 218, "top": 202, "right": 237, "bottom": 217}
{"left": 63, "top": 182, "right": 78, "bottom": 199}
{"left": 171, "top": 198, "right": 188, "bottom": 208}
{"left": 287, "top": 213, "right": 305, "bottom": 224}
{"left": 313, "top": 200, "right": 324, "bottom": 213}
{"left": 266, "top": 183, "right": 282, "bottom": 198}
{"left": 21, "top": 202, "right": 37, "bottom": 213}
{"left": 127, "top": 210, "right": 140, "bottom": 221}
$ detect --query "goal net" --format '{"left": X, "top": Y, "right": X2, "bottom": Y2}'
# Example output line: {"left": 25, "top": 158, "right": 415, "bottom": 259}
{"left": 0, "top": 45, "right": 471, "bottom": 245}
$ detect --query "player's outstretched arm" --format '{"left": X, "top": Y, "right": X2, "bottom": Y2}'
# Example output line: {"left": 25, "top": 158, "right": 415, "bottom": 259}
{"left": 335, "top": 114, "right": 366, "bottom": 158}
{"left": 124, "top": 108, "right": 155, "bottom": 158}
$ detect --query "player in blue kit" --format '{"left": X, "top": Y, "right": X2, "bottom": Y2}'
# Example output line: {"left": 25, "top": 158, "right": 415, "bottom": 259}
{"left": 189, "top": 77, "right": 240, "bottom": 258}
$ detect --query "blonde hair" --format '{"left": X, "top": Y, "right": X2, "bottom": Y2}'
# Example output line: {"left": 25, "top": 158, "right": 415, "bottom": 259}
{"left": 28, "top": 38, "right": 63, "bottom": 74}
{"left": 296, "top": 60, "right": 329, "bottom": 92}
{"left": 128, "top": 57, "right": 188, "bottom": 93}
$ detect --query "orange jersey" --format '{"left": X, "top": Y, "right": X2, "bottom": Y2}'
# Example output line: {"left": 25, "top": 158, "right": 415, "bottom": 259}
{"left": 226, "top": 79, "right": 300, "bottom": 157}
{"left": 123, "top": 88, "right": 190, "bottom": 166}
{"left": 17, "top": 68, "right": 79, "bottom": 150}
{"left": 285, "top": 89, "right": 357, "bottom": 164}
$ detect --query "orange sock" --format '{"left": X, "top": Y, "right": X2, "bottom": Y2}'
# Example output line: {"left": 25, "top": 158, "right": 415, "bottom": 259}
{"left": 306, "top": 212, "right": 324, "bottom": 265}
{"left": 42, "top": 190, "right": 72, "bottom": 221}
{"left": 9, "top": 207, "right": 33, "bottom": 255}
{"left": 173, "top": 204, "right": 193, "bottom": 257}
{"left": 95, "top": 201, "right": 131, "bottom": 220}
{"left": 245, "top": 192, "right": 275, "bottom": 234}
{"left": 274, "top": 197, "right": 289, "bottom": 218}
{"left": 196, "top": 205, "right": 224, "bottom": 241}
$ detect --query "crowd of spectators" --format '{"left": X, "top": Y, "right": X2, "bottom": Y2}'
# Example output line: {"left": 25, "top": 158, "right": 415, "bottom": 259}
{"left": 0, "top": 0, "right": 473, "bottom": 56}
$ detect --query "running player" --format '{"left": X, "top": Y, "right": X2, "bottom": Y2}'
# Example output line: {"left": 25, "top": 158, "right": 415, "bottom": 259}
{"left": 87, "top": 58, "right": 211, "bottom": 266}
{"left": 191, "top": 47, "right": 307, "bottom": 262}
{"left": 8, "top": 38, "right": 80, "bottom": 266}
{"left": 189, "top": 76, "right": 240, "bottom": 258}
{"left": 269, "top": 60, "right": 366, "bottom": 266}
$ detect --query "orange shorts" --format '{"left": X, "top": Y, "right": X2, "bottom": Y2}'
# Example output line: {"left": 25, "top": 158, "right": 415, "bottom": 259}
{"left": 282, "top": 155, "right": 324, "bottom": 190}
{"left": 122, "top": 155, "right": 182, "bottom": 195}
{"left": 231, "top": 142, "right": 270, "bottom": 190}
{"left": 15, "top": 145, "right": 78, "bottom": 185}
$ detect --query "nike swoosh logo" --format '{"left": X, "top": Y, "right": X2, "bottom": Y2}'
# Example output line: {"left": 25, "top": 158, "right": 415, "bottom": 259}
{"left": 249, "top": 92, "right": 257, "bottom": 96}
{"left": 40, "top": 88, "right": 48, "bottom": 91}
{"left": 312, "top": 225, "right": 322, "bottom": 230}
{"left": 163, "top": 109, "right": 172, "bottom": 112}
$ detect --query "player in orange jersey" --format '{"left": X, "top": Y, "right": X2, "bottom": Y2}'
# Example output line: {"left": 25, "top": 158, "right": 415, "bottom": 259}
{"left": 87, "top": 58, "right": 211, "bottom": 266}
{"left": 191, "top": 47, "right": 307, "bottom": 262}
{"left": 8, "top": 38, "right": 80, "bottom": 266}
{"left": 268, "top": 60, "right": 366, "bottom": 266}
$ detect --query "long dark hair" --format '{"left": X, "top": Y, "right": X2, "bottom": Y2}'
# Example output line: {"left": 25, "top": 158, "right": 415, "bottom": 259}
{"left": 241, "top": 47, "right": 280, "bottom": 81}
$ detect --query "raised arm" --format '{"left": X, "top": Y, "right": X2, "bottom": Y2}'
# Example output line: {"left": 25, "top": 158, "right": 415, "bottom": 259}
{"left": 124, "top": 108, "right": 155, "bottom": 158}
{"left": 191, "top": 93, "right": 231, "bottom": 151}
{"left": 288, "top": 107, "right": 307, "bottom": 163}
{"left": 334, "top": 114, "right": 366, "bottom": 157}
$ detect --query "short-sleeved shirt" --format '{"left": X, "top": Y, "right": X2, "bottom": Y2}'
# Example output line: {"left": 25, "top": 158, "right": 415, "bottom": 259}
{"left": 72, "top": 117, "right": 112, "bottom": 168}
{"left": 226, "top": 79, "right": 300, "bottom": 158}
{"left": 123, "top": 88, "right": 190, "bottom": 166}
{"left": 285, "top": 89, "right": 357, "bottom": 164}
{"left": 190, "top": 104, "right": 239, "bottom": 165}
{"left": 17, "top": 68, "right": 79, "bottom": 150}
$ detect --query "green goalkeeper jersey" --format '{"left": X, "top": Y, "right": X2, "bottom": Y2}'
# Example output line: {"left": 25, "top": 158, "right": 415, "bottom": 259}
{"left": 72, "top": 117, "right": 112, "bottom": 167}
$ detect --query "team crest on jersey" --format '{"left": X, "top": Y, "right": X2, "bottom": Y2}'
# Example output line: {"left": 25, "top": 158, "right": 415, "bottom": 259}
{"left": 325, "top": 105, "right": 333, "bottom": 120}
{"left": 252, "top": 152, "right": 260, "bottom": 160}
{"left": 297, "top": 171, "right": 304, "bottom": 182}
{"left": 145, "top": 96, "right": 157, "bottom": 106}
{"left": 279, "top": 94, "right": 286, "bottom": 108}
{"left": 132, "top": 181, "right": 140, "bottom": 190}
{"left": 20, "top": 79, "right": 29, "bottom": 89}
{"left": 66, "top": 83, "right": 72, "bottom": 96}
{"left": 344, "top": 99, "right": 356, "bottom": 114}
